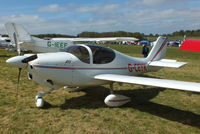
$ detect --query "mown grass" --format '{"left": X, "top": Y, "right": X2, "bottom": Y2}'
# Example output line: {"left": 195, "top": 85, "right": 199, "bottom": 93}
{"left": 0, "top": 46, "right": 200, "bottom": 134}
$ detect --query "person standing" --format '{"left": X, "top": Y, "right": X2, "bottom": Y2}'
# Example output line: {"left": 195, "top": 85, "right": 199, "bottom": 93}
{"left": 142, "top": 44, "right": 149, "bottom": 58}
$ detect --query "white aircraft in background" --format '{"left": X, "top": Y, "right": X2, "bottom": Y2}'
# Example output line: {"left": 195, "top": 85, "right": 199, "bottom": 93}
{"left": 5, "top": 22, "right": 138, "bottom": 53}
{"left": 0, "top": 34, "right": 12, "bottom": 47}
{"left": 6, "top": 35, "right": 200, "bottom": 108}
{"left": 51, "top": 37, "right": 138, "bottom": 42}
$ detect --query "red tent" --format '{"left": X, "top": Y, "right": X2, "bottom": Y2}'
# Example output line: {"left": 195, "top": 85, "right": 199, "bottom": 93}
{"left": 180, "top": 39, "right": 200, "bottom": 52}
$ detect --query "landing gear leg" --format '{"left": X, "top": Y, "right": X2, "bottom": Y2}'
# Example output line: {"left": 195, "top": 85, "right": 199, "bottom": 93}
{"left": 35, "top": 88, "right": 55, "bottom": 108}
{"left": 109, "top": 82, "right": 114, "bottom": 94}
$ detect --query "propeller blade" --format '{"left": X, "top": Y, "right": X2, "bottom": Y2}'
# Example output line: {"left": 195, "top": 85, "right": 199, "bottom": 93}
{"left": 21, "top": 54, "right": 38, "bottom": 63}
{"left": 16, "top": 68, "right": 22, "bottom": 97}
{"left": 13, "top": 32, "right": 21, "bottom": 56}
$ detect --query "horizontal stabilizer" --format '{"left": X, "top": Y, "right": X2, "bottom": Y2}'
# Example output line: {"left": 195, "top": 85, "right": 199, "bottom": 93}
{"left": 94, "top": 74, "right": 200, "bottom": 92}
{"left": 149, "top": 59, "right": 187, "bottom": 68}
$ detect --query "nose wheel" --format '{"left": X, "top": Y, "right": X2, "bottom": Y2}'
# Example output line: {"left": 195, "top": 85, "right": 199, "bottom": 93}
{"left": 36, "top": 96, "right": 44, "bottom": 108}
{"left": 35, "top": 88, "right": 55, "bottom": 108}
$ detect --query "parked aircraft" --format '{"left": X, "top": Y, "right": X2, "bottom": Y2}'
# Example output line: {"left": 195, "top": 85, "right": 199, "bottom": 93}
{"left": 0, "top": 34, "right": 12, "bottom": 48}
{"left": 6, "top": 35, "right": 200, "bottom": 108}
{"left": 52, "top": 37, "right": 138, "bottom": 42}
{"left": 5, "top": 23, "right": 138, "bottom": 53}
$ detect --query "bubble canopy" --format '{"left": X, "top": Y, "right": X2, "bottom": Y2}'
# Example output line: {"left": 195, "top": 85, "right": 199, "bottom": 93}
{"left": 63, "top": 44, "right": 116, "bottom": 64}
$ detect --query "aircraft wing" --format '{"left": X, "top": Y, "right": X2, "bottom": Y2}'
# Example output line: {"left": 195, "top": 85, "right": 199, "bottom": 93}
{"left": 149, "top": 59, "right": 187, "bottom": 68}
{"left": 51, "top": 37, "right": 139, "bottom": 42}
{"left": 94, "top": 74, "right": 200, "bottom": 92}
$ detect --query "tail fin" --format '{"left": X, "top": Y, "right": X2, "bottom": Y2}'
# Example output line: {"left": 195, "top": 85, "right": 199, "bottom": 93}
{"left": 5, "top": 22, "right": 32, "bottom": 44}
{"left": 146, "top": 36, "right": 168, "bottom": 62}
{"left": 147, "top": 36, "right": 187, "bottom": 70}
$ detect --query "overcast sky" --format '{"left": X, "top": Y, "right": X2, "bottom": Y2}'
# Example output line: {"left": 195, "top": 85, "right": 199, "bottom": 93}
{"left": 0, "top": 0, "right": 200, "bottom": 35}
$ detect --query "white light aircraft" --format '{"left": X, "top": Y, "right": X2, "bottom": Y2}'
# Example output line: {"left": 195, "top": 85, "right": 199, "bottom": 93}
{"left": 5, "top": 22, "right": 138, "bottom": 53}
{"left": 0, "top": 34, "right": 12, "bottom": 48}
{"left": 6, "top": 34, "right": 200, "bottom": 108}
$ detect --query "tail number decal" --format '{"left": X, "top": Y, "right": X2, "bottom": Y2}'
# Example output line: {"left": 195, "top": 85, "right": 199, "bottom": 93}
{"left": 47, "top": 41, "right": 68, "bottom": 49}
{"left": 128, "top": 64, "right": 147, "bottom": 72}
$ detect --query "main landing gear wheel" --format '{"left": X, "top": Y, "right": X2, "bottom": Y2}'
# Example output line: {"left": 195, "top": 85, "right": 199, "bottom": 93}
{"left": 104, "top": 94, "right": 131, "bottom": 107}
{"left": 104, "top": 83, "right": 131, "bottom": 107}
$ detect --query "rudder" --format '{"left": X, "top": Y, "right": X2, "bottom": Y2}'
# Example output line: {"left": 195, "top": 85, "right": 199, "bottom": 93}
{"left": 5, "top": 22, "right": 32, "bottom": 44}
{"left": 146, "top": 36, "right": 168, "bottom": 62}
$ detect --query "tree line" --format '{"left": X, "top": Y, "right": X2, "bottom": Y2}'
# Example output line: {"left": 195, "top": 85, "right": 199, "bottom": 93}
{"left": 77, "top": 31, "right": 145, "bottom": 40}
{"left": 33, "top": 34, "right": 76, "bottom": 38}
{"left": 34, "top": 29, "right": 200, "bottom": 40}
{"left": 2, "top": 29, "right": 200, "bottom": 40}
{"left": 171, "top": 29, "right": 200, "bottom": 36}
{"left": 33, "top": 31, "right": 146, "bottom": 40}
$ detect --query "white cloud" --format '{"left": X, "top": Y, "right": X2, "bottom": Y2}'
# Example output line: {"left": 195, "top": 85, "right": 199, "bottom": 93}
{"left": 0, "top": 14, "right": 44, "bottom": 34}
{"left": 75, "top": 3, "right": 119, "bottom": 13}
{"left": 37, "top": 3, "right": 120, "bottom": 17}
{"left": 142, "top": 0, "right": 166, "bottom": 7}
{"left": 0, "top": 14, "right": 44, "bottom": 24}
{"left": 1, "top": 1, "right": 200, "bottom": 35}
{"left": 127, "top": 0, "right": 187, "bottom": 8}
{"left": 37, "top": 4, "right": 66, "bottom": 13}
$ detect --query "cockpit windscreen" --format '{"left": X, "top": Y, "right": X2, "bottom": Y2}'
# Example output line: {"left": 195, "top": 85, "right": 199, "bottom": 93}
{"left": 64, "top": 45, "right": 90, "bottom": 63}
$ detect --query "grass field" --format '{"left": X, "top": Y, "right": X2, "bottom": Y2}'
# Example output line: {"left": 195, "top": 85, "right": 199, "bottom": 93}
{"left": 0, "top": 46, "right": 200, "bottom": 134}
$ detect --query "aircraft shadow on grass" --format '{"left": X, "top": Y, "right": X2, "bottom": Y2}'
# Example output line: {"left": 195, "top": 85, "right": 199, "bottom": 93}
{"left": 0, "top": 54, "right": 13, "bottom": 58}
{"left": 43, "top": 86, "right": 200, "bottom": 128}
